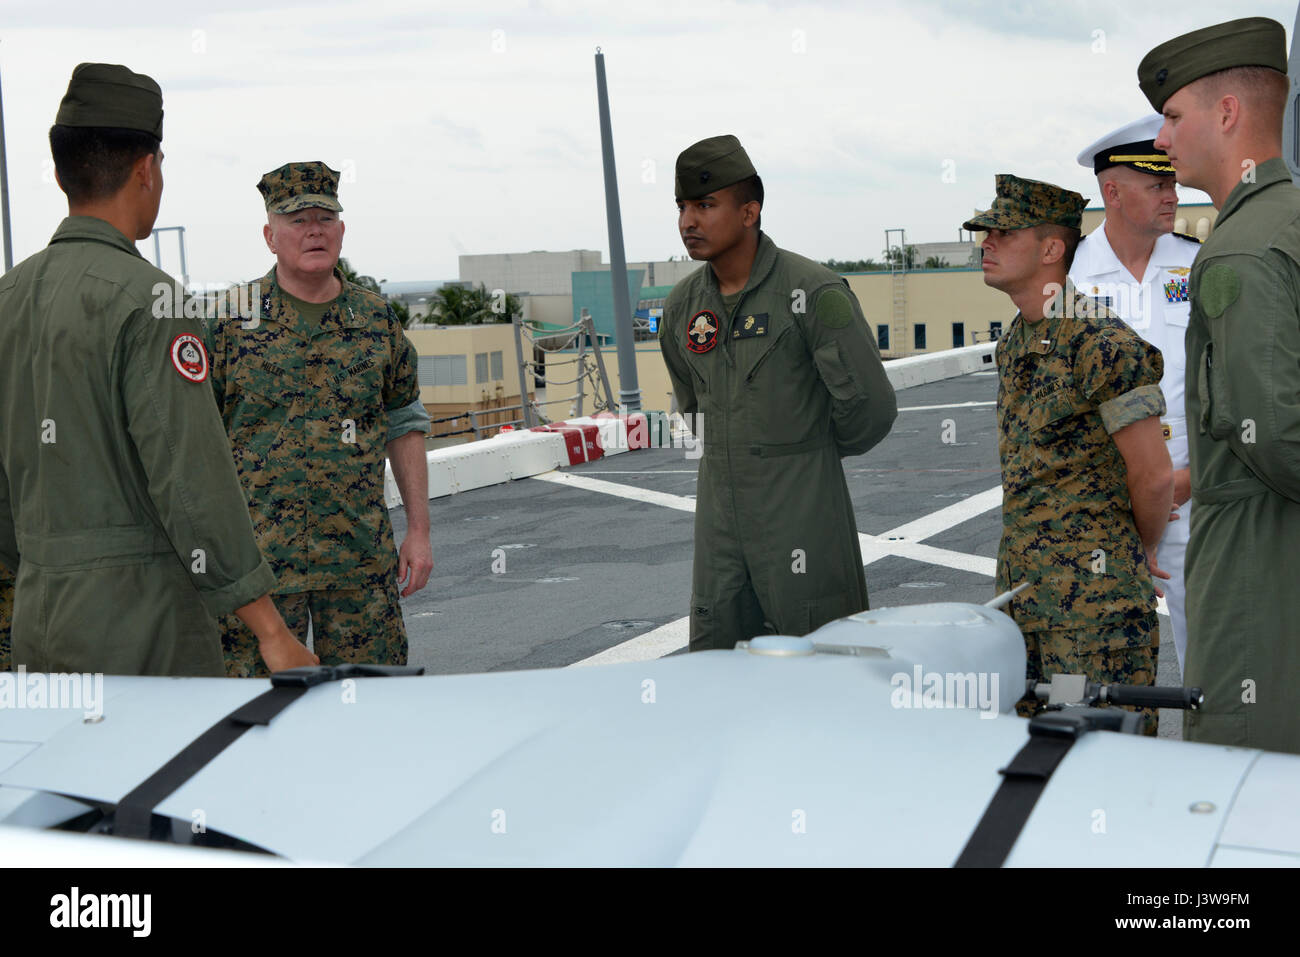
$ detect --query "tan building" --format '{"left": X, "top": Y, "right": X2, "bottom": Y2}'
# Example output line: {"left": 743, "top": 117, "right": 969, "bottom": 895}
{"left": 405, "top": 323, "right": 528, "bottom": 439}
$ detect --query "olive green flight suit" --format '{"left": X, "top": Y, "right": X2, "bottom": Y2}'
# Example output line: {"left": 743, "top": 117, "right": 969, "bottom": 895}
{"left": 0, "top": 217, "right": 276, "bottom": 675}
{"left": 659, "top": 232, "right": 897, "bottom": 650}
{"left": 0, "top": 562, "right": 12, "bottom": 671}
{"left": 1183, "top": 158, "right": 1300, "bottom": 754}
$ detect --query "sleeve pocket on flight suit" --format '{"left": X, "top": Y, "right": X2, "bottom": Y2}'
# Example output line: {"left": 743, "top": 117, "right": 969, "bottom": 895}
{"left": 812, "top": 341, "right": 862, "bottom": 401}
{"left": 1198, "top": 344, "right": 1235, "bottom": 439}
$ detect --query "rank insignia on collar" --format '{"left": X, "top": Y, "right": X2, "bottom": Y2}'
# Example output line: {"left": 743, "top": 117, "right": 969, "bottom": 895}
{"left": 732, "top": 313, "right": 769, "bottom": 339}
{"left": 687, "top": 309, "right": 719, "bottom": 354}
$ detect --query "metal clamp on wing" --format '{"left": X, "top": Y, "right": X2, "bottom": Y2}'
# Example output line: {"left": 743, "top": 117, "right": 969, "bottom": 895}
{"left": 954, "top": 668, "right": 1204, "bottom": 869}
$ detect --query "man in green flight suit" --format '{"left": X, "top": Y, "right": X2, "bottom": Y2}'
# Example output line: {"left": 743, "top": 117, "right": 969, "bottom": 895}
{"left": 0, "top": 64, "right": 316, "bottom": 676}
{"left": 968, "top": 175, "right": 1174, "bottom": 727}
{"left": 0, "top": 567, "right": 12, "bottom": 671}
{"left": 1140, "top": 16, "right": 1300, "bottom": 753}
{"left": 206, "top": 162, "right": 432, "bottom": 677}
{"left": 659, "top": 135, "right": 897, "bottom": 651}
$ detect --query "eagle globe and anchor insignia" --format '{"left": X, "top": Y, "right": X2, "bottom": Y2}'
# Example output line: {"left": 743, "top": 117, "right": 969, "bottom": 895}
{"left": 687, "top": 309, "right": 719, "bottom": 354}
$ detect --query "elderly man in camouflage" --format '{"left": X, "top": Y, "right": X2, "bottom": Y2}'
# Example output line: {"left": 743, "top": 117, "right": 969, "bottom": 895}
{"left": 967, "top": 175, "right": 1174, "bottom": 728}
{"left": 205, "top": 162, "right": 433, "bottom": 677}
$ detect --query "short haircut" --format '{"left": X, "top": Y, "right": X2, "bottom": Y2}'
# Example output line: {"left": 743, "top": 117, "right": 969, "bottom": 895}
{"left": 731, "top": 174, "right": 764, "bottom": 230}
{"left": 1032, "top": 223, "right": 1081, "bottom": 272}
{"left": 48, "top": 124, "right": 161, "bottom": 204}
{"left": 1193, "top": 66, "right": 1288, "bottom": 127}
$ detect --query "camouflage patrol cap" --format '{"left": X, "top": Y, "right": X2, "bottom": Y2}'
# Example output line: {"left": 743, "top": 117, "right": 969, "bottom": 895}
{"left": 675, "top": 135, "right": 756, "bottom": 201}
{"left": 962, "top": 174, "right": 1088, "bottom": 232}
{"left": 54, "top": 63, "right": 163, "bottom": 140}
{"left": 1138, "top": 17, "right": 1288, "bottom": 112}
{"left": 257, "top": 161, "right": 343, "bottom": 214}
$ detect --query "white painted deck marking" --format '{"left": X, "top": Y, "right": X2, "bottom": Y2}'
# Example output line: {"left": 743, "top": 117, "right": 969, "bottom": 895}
{"left": 555, "top": 473, "right": 1006, "bottom": 665}
{"left": 868, "top": 486, "right": 1002, "bottom": 542}
{"left": 896, "top": 400, "right": 996, "bottom": 412}
{"left": 531, "top": 470, "right": 697, "bottom": 512}
{"left": 571, "top": 618, "right": 691, "bottom": 667}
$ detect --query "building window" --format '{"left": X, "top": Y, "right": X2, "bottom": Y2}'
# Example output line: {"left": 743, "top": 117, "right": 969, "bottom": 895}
{"left": 914, "top": 324, "right": 926, "bottom": 350}
{"left": 491, "top": 351, "right": 504, "bottom": 380}
{"left": 475, "top": 352, "right": 489, "bottom": 384}
{"left": 418, "top": 354, "right": 468, "bottom": 386}
{"left": 990, "top": 321, "right": 1003, "bottom": 340}
{"left": 951, "top": 322, "right": 965, "bottom": 349}
{"left": 877, "top": 324, "right": 889, "bottom": 351}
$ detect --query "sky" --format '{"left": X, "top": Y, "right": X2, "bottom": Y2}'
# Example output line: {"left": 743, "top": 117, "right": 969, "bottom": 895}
{"left": 0, "top": 0, "right": 1295, "bottom": 287}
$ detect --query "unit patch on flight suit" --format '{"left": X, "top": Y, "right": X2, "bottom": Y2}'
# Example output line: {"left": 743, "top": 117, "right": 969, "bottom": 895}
{"left": 687, "top": 310, "right": 719, "bottom": 354}
{"left": 170, "top": 334, "right": 209, "bottom": 383}
{"left": 732, "top": 313, "right": 769, "bottom": 339}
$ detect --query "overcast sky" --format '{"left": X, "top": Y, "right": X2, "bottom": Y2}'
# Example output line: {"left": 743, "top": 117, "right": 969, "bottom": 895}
{"left": 1, "top": 0, "right": 1295, "bottom": 286}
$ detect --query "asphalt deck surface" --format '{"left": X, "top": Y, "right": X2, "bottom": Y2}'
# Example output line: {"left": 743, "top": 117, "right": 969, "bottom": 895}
{"left": 387, "top": 370, "right": 1185, "bottom": 737}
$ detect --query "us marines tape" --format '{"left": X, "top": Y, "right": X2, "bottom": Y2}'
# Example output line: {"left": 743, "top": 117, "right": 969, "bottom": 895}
{"left": 170, "top": 334, "right": 209, "bottom": 383}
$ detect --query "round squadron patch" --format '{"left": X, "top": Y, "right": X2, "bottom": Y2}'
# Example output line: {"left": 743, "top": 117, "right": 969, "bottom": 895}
{"left": 170, "top": 333, "right": 209, "bottom": 383}
{"left": 686, "top": 309, "right": 719, "bottom": 354}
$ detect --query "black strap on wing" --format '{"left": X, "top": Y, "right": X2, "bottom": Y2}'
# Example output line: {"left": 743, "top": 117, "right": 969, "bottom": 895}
{"left": 954, "top": 708, "right": 1134, "bottom": 868}
{"left": 113, "top": 664, "right": 423, "bottom": 839}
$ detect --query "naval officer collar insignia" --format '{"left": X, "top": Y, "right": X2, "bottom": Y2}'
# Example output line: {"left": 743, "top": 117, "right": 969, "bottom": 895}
{"left": 687, "top": 309, "right": 719, "bottom": 354}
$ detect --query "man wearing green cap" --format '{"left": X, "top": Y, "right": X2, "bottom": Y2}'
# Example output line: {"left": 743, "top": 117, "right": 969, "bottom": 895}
{"left": 0, "top": 64, "right": 316, "bottom": 675}
{"left": 1139, "top": 16, "right": 1300, "bottom": 753}
{"left": 659, "top": 134, "right": 896, "bottom": 651}
{"left": 205, "top": 162, "right": 432, "bottom": 677}
{"left": 967, "top": 174, "right": 1173, "bottom": 726}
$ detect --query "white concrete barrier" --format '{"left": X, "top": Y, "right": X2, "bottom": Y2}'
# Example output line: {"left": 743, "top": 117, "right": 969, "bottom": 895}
{"left": 884, "top": 342, "right": 996, "bottom": 391}
{"left": 386, "top": 344, "right": 998, "bottom": 505}
{"left": 383, "top": 428, "right": 566, "bottom": 506}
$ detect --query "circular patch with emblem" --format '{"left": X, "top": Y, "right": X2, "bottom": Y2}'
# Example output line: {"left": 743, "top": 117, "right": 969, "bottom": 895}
{"left": 686, "top": 309, "right": 719, "bottom": 354}
{"left": 170, "top": 333, "right": 209, "bottom": 383}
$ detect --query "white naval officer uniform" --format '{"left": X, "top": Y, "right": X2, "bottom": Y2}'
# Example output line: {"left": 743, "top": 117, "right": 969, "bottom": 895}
{"left": 1069, "top": 224, "right": 1200, "bottom": 673}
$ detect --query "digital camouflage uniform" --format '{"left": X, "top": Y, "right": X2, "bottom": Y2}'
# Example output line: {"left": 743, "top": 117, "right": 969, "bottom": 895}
{"left": 206, "top": 257, "right": 426, "bottom": 677}
{"left": 660, "top": 136, "right": 897, "bottom": 651}
{"left": 966, "top": 176, "right": 1166, "bottom": 728}
{"left": 0, "top": 67, "right": 276, "bottom": 676}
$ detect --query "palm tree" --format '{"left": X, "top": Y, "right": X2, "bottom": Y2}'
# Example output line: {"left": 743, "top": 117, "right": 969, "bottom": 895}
{"left": 430, "top": 285, "right": 492, "bottom": 325}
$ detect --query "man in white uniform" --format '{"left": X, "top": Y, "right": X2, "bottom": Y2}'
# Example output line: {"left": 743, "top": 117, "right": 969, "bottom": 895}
{"left": 1069, "top": 114, "right": 1201, "bottom": 674}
